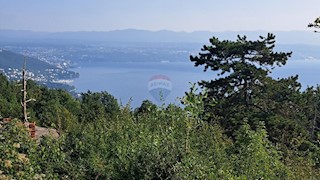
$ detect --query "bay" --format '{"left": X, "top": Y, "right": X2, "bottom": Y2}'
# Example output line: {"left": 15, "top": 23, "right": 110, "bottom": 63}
{"left": 71, "top": 61, "right": 212, "bottom": 107}
{"left": 71, "top": 59, "right": 320, "bottom": 108}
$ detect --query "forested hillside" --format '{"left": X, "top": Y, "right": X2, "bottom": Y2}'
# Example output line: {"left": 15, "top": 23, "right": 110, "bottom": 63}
{"left": 1, "top": 33, "right": 320, "bottom": 179}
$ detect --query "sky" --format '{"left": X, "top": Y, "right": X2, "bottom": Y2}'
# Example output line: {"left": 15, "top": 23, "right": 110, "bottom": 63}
{"left": 0, "top": 0, "right": 319, "bottom": 32}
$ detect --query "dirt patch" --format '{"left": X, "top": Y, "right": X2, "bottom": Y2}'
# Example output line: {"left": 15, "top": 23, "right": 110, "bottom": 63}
{"left": 34, "top": 125, "right": 59, "bottom": 139}
{"left": 1, "top": 119, "right": 59, "bottom": 140}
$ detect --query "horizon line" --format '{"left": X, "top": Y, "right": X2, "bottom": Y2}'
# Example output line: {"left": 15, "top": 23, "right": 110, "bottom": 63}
{"left": 0, "top": 28, "right": 314, "bottom": 34}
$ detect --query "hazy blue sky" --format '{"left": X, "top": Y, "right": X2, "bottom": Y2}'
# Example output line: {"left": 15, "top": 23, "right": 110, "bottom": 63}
{"left": 0, "top": 0, "right": 319, "bottom": 32}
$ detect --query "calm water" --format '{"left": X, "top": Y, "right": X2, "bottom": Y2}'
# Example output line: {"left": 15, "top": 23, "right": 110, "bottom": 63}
{"left": 71, "top": 60, "right": 320, "bottom": 107}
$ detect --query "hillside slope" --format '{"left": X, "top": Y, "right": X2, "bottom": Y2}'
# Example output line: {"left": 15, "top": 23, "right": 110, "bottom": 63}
{"left": 0, "top": 49, "right": 56, "bottom": 71}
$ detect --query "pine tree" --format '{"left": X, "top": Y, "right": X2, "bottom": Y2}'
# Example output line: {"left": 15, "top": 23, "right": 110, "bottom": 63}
{"left": 190, "top": 34, "right": 294, "bottom": 134}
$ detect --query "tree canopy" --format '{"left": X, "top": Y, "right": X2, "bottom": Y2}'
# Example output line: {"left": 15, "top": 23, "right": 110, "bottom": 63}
{"left": 190, "top": 34, "right": 319, "bottom": 152}
{"left": 308, "top": 17, "right": 320, "bottom": 32}
{"left": 191, "top": 33, "right": 291, "bottom": 106}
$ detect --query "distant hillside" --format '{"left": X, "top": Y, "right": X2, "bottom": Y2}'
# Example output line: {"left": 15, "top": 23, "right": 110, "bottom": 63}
{"left": 0, "top": 29, "right": 319, "bottom": 45}
{"left": 0, "top": 49, "right": 79, "bottom": 92}
{"left": 0, "top": 49, "right": 56, "bottom": 71}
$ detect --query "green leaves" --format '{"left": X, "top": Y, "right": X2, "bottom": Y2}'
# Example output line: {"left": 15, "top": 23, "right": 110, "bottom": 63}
{"left": 189, "top": 33, "right": 320, "bottom": 179}
{"left": 231, "top": 121, "right": 289, "bottom": 179}
{"left": 80, "top": 91, "right": 120, "bottom": 123}
{"left": 0, "top": 119, "right": 38, "bottom": 179}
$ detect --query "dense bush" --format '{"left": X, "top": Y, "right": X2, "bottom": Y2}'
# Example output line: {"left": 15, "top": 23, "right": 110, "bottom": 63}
{"left": 1, "top": 85, "right": 319, "bottom": 179}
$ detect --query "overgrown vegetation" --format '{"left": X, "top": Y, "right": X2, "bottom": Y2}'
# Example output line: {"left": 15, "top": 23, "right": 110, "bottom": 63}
{"left": 1, "top": 33, "right": 320, "bottom": 179}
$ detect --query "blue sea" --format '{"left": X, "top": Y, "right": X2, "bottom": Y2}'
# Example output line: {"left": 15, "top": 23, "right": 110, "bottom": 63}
{"left": 71, "top": 60, "right": 320, "bottom": 108}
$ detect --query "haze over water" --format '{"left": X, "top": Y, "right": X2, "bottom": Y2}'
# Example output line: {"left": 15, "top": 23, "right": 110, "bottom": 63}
{"left": 70, "top": 57, "right": 320, "bottom": 107}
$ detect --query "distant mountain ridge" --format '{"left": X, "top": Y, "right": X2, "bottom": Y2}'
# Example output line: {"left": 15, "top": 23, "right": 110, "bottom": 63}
{"left": 0, "top": 29, "right": 319, "bottom": 45}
